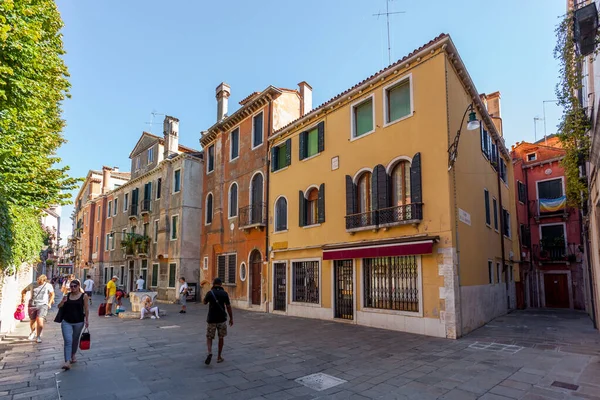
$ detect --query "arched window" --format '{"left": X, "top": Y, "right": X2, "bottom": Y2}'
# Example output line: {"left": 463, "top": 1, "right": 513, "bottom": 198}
{"left": 306, "top": 188, "right": 319, "bottom": 226}
{"left": 229, "top": 183, "right": 238, "bottom": 218}
{"left": 391, "top": 161, "right": 411, "bottom": 206}
{"left": 275, "top": 197, "right": 287, "bottom": 232}
{"left": 205, "top": 193, "right": 213, "bottom": 224}
{"left": 357, "top": 172, "right": 372, "bottom": 213}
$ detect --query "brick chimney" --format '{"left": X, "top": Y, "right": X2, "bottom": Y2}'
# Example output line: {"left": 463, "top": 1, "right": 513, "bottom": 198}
{"left": 101, "top": 166, "right": 112, "bottom": 194}
{"left": 163, "top": 115, "right": 179, "bottom": 159}
{"left": 216, "top": 82, "right": 231, "bottom": 122}
{"left": 298, "top": 81, "right": 313, "bottom": 116}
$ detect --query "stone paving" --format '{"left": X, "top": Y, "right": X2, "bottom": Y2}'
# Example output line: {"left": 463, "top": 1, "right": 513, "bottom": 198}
{"left": 0, "top": 292, "right": 598, "bottom": 400}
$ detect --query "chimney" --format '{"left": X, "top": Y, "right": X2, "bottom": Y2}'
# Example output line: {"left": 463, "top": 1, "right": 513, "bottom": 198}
{"left": 298, "top": 81, "right": 313, "bottom": 116}
{"left": 486, "top": 91, "right": 502, "bottom": 136}
{"left": 216, "top": 82, "right": 231, "bottom": 122}
{"left": 101, "top": 166, "right": 112, "bottom": 194}
{"left": 113, "top": 166, "right": 119, "bottom": 172}
{"left": 163, "top": 115, "right": 179, "bottom": 159}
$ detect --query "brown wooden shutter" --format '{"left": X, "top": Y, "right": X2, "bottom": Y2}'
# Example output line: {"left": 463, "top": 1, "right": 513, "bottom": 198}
{"left": 372, "top": 164, "right": 388, "bottom": 209}
{"left": 345, "top": 175, "right": 356, "bottom": 215}
{"left": 298, "top": 190, "right": 306, "bottom": 227}
{"left": 317, "top": 121, "right": 325, "bottom": 153}
{"left": 410, "top": 153, "right": 422, "bottom": 204}
{"left": 285, "top": 139, "right": 292, "bottom": 167}
{"left": 318, "top": 183, "right": 325, "bottom": 223}
{"left": 299, "top": 131, "right": 308, "bottom": 160}
{"left": 217, "top": 255, "right": 226, "bottom": 281}
{"left": 271, "top": 147, "right": 278, "bottom": 172}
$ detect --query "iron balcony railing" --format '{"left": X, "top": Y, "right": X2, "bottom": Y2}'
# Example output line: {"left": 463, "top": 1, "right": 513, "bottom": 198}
{"left": 532, "top": 243, "right": 579, "bottom": 263}
{"left": 345, "top": 203, "right": 423, "bottom": 231}
{"left": 129, "top": 203, "right": 138, "bottom": 218}
{"left": 239, "top": 202, "right": 266, "bottom": 228}
{"left": 529, "top": 199, "right": 570, "bottom": 219}
{"left": 141, "top": 199, "right": 152, "bottom": 214}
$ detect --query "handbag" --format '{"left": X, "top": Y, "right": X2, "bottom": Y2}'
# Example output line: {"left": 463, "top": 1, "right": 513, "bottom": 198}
{"left": 79, "top": 328, "right": 90, "bottom": 350}
{"left": 14, "top": 304, "right": 25, "bottom": 321}
{"left": 53, "top": 293, "right": 68, "bottom": 323}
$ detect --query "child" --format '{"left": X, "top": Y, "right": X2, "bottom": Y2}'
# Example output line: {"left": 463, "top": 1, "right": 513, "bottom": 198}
{"left": 140, "top": 296, "right": 160, "bottom": 320}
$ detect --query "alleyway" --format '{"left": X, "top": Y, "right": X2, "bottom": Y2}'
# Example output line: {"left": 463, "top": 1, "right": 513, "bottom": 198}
{"left": 0, "top": 297, "right": 598, "bottom": 400}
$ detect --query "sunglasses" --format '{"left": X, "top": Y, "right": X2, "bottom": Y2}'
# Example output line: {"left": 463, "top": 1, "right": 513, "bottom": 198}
{"left": 70, "top": 285, "right": 79, "bottom": 288}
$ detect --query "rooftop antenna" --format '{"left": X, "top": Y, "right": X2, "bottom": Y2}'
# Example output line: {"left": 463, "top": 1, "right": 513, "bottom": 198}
{"left": 145, "top": 111, "right": 165, "bottom": 133}
{"left": 542, "top": 100, "right": 558, "bottom": 145}
{"left": 373, "top": 0, "right": 406, "bottom": 65}
{"left": 533, "top": 116, "right": 543, "bottom": 142}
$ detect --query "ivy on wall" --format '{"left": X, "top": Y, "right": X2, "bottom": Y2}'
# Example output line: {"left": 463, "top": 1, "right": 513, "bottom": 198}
{"left": 554, "top": 11, "right": 592, "bottom": 207}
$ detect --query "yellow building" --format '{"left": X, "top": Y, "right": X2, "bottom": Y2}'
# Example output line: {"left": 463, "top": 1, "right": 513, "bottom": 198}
{"left": 266, "top": 34, "right": 520, "bottom": 339}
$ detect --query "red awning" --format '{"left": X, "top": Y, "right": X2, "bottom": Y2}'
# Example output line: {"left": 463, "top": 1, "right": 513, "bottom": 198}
{"left": 322, "top": 240, "right": 434, "bottom": 261}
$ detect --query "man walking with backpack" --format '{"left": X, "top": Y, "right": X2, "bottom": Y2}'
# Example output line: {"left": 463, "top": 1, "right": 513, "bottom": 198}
{"left": 203, "top": 278, "right": 233, "bottom": 365}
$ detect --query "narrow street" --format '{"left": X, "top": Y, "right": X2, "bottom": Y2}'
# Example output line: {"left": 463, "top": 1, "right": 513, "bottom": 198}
{"left": 0, "top": 294, "right": 598, "bottom": 400}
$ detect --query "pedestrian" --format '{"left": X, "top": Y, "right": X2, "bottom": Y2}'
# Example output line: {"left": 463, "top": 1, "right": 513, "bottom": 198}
{"left": 20, "top": 274, "right": 54, "bottom": 343}
{"left": 83, "top": 275, "right": 94, "bottom": 305}
{"left": 58, "top": 279, "right": 89, "bottom": 370}
{"left": 136, "top": 275, "right": 145, "bottom": 291}
{"left": 104, "top": 276, "right": 118, "bottom": 317}
{"left": 139, "top": 296, "right": 160, "bottom": 319}
{"left": 61, "top": 274, "right": 74, "bottom": 296}
{"left": 179, "top": 277, "right": 188, "bottom": 314}
{"left": 203, "top": 278, "right": 233, "bottom": 365}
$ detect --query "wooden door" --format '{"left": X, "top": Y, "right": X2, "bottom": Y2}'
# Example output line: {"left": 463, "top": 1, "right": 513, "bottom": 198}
{"left": 544, "top": 273, "right": 570, "bottom": 308}
{"left": 250, "top": 250, "right": 262, "bottom": 305}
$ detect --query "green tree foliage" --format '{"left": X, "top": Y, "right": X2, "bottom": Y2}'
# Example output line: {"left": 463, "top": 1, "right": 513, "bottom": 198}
{"left": 554, "top": 12, "right": 591, "bottom": 207}
{"left": 0, "top": 0, "right": 79, "bottom": 270}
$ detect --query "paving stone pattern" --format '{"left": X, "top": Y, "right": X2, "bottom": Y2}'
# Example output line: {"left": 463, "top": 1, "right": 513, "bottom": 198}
{"left": 0, "top": 292, "right": 598, "bottom": 400}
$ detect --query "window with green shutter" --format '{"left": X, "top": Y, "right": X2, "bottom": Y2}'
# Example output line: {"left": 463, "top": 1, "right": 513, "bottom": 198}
{"left": 353, "top": 98, "right": 373, "bottom": 138}
{"left": 168, "top": 263, "right": 176, "bottom": 288}
{"left": 277, "top": 142, "right": 287, "bottom": 170}
{"left": 307, "top": 128, "right": 318, "bottom": 157}
{"left": 152, "top": 263, "right": 159, "bottom": 287}
{"left": 386, "top": 79, "right": 411, "bottom": 123}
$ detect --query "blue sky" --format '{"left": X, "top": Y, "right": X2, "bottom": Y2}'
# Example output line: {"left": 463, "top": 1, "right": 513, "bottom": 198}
{"left": 55, "top": 0, "right": 566, "bottom": 242}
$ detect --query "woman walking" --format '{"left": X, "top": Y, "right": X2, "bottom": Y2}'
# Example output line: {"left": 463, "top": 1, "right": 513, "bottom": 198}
{"left": 58, "top": 279, "right": 89, "bottom": 370}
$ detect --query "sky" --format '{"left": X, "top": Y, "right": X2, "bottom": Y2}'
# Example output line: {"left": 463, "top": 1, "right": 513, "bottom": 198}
{"left": 54, "top": 0, "right": 567, "bottom": 244}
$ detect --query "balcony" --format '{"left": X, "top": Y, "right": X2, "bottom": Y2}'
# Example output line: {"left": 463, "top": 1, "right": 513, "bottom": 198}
{"left": 239, "top": 202, "right": 266, "bottom": 230}
{"left": 345, "top": 203, "right": 423, "bottom": 232}
{"left": 141, "top": 199, "right": 152, "bottom": 216}
{"left": 533, "top": 243, "right": 579, "bottom": 263}
{"left": 129, "top": 203, "right": 138, "bottom": 220}
{"left": 574, "top": 2, "right": 598, "bottom": 56}
{"left": 530, "top": 198, "right": 569, "bottom": 221}
{"left": 121, "top": 233, "right": 150, "bottom": 258}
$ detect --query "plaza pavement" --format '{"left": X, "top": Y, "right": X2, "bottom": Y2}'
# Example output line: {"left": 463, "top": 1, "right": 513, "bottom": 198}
{"left": 0, "top": 292, "right": 599, "bottom": 400}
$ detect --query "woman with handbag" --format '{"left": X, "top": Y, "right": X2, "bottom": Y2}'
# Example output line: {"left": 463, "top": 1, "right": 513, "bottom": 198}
{"left": 20, "top": 274, "right": 54, "bottom": 343}
{"left": 57, "top": 279, "right": 89, "bottom": 370}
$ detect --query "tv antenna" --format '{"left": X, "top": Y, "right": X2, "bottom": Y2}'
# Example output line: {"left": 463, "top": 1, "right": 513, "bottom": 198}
{"left": 373, "top": 0, "right": 406, "bottom": 65}
{"left": 145, "top": 111, "right": 165, "bottom": 133}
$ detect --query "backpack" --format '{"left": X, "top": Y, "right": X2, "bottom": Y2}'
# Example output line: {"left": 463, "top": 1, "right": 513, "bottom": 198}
{"left": 14, "top": 304, "right": 25, "bottom": 321}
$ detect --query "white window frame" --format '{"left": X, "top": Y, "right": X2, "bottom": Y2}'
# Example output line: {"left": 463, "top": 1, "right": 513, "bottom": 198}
{"left": 121, "top": 228, "right": 126, "bottom": 241}
{"left": 488, "top": 260, "right": 494, "bottom": 284}
{"left": 154, "top": 219, "right": 159, "bottom": 243}
{"left": 168, "top": 262, "right": 177, "bottom": 288}
{"left": 248, "top": 171, "right": 265, "bottom": 208}
{"left": 147, "top": 147, "right": 154, "bottom": 164}
{"left": 228, "top": 181, "right": 238, "bottom": 219}
{"left": 113, "top": 198, "right": 118, "bottom": 216}
{"left": 535, "top": 176, "right": 565, "bottom": 200}
{"left": 290, "top": 258, "right": 322, "bottom": 307}
{"left": 170, "top": 214, "right": 179, "bottom": 241}
{"left": 350, "top": 94, "right": 376, "bottom": 142}
{"left": 526, "top": 152, "right": 537, "bottom": 162}
{"left": 203, "top": 256, "right": 209, "bottom": 271}
{"left": 107, "top": 200, "right": 112, "bottom": 219}
{"left": 382, "top": 73, "right": 414, "bottom": 127}
{"left": 503, "top": 208, "right": 512, "bottom": 239}
{"left": 110, "top": 232, "right": 115, "bottom": 251}
{"left": 274, "top": 195, "right": 288, "bottom": 233}
{"left": 205, "top": 192, "right": 213, "bottom": 225}
{"left": 230, "top": 127, "right": 240, "bottom": 162}
{"left": 156, "top": 178, "right": 162, "bottom": 200}
{"left": 105, "top": 234, "right": 110, "bottom": 251}
{"left": 251, "top": 111, "right": 265, "bottom": 150}
{"left": 151, "top": 263, "right": 160, "bottom": 287}
{"left": 492, "top": 196, "right": 499, "bottom": 232}
{"left": 206, "top": 144, "right": 215, "bottom": 174}
{"left": 124, "top": 193, "right": 129, "bottom": 212}
{"left": 173, "top": 169, "right": 181, "bottom": 193}
{"left": 539, "top": 222, "right": 568, "bottom": 251}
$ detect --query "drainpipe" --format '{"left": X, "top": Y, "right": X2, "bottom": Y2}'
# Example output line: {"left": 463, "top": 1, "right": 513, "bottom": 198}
{"left": 497, "top": 158, "right": 508, "bottom": 310}
{"left": 265, "top": 98, "right": 273, "bottom": 314}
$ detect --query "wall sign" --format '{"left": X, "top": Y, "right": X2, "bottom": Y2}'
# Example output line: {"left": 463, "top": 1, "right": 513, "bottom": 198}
{"left": 459, "top": 208, "right": 471, "bottom": 226}
{"left": 331, "top": 156, "right": 339, "bottom": 171}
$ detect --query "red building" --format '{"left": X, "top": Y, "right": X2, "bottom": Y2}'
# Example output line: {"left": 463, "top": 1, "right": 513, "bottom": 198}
{"left": 512, "top": 136, "right": 586, "bottom": 309}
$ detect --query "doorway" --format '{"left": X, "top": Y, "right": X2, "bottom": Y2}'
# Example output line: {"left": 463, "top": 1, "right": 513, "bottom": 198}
{"left": 544, "top": 273, "right": 570, "bottom": 308}
{"left": 334, "top": 260, "right": 354, "bottom": 320}
{"left": 250, "top": 250, "right": 262, "bottom": 305}
{"left": 273, "top": 262, "right": 286, "bottom": 311}
{"left": 128, "top": 260, "right": 134, "bottom": 292}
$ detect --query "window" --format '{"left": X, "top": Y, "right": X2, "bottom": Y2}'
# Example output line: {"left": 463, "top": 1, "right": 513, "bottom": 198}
{"left": 95, "top": 236, "right": 98, "bottom": 252}
{"left": 124, "top": 193, "right": 129, "bottom": 212}
{"left": 228, "top": 183, "right": 238, "bottom": 218}
{"left": 120, "top": 266, "right": 125, "bottom": 282}
{"left": 502, "top": 209, "right": 511, "bottom": 237}
{"left": 363, "top": 256, "right": 419, "bottom": 312}
{"left": 527, "top": 153, "right": 537, "bottom": 162}
{"left": 121, "top": 228, "right": 126, "bottom": 241}
{"left": 156, "top": 178, "right": 161, "bottom": 200}
{"left": 110, "top": 233, "right": 115, "bottom": 250}
{"left": 147, "top": 147, "right": 154, "bottom": 164}
{"left": 480, "top": 127, "right": 490, "bottom": 158}
{"left": 352, "top": 97, "right": 374, "bottom": 139}
{"left": 493, "top": 198, "right": 498, "bottom": 231}
{"left": 168, "top": 263, "right": 176, "bottom": 288}
{"left": 173, "top": 169, "right": 181, "bottom": 193}
{"left": 484, "top": 189, "right": 491, "bottom": 226}
{"left": 356, "top": 172, "right": 373, "bottom": 225}
{"left": 299, "top": 184, "right": 325, "bottom": 227}
{"left": 292, "top": 260, "right": 319, "bottom": 304}
{"left": 113, "top": 198, "right": 118, "bottom": 216}
{"left": 275, "top": 197, "right": 287, "bottom": 232}
{"left": 385, "top": 77, "right": 411, "bottom": 123}
{"left": 205, "top": 193, "right": 213, "bottom": 224}
{"left": 97, "top": 205, "right": 101, "bottom": 222}
{"left": 171, "top": 215, "right": 178, "bottom": 240}
{"left": 306, "top": 188, "right": 319, "bottom": 226}
{"left": 500, "top": 158, "right": 507, "bottom": 183}
{"left": 272, "top": 139, "right": 291, "bottom": 171}
{"left": 299, "top": 121, "right": 325, "bottom": 160}
{"left": 497, "top": 262, "right": 501, "bottom": 283}
{"left": 103, "top": 267, "right": 108, "bottom": 285}
{"left": 217, "top": 254, "right": 236, "bottom": 284}
{"left": 107, "top": 201, "right": 112, "bottom": 218}
{"left": 520, "top": 224, "right": 530, "bottom": 247}
{"left": 391, "top": 161, "right": 411, "bottom": 207}
{"left": 491, "top": 142, "right": 498, "bottom": 169}
{"left": 252, "top": 112, "right": 264, "bottom": 148}
{"left": 203, "top": 256, "right": 208, "bottom": 270}
{"left": 207, "top": 145, "right": 214, "bottom": 173}
{"left": 136, "top": 157, "right": 140, "bottom": 170}
{"left": 537, "top": 178, "right": 563, "bottom": 199}
{"left": 143, "top": 222, "right": 149, "bottom": 237}
{"left": 105, "top": 234, "right": 110, "bottom": 251}
{"left": 540, "top": 224, "right": 566, "bottom": 249}
{"left": 518, "top": 181, "right": 527, "bottom": 203}
{"left": 153, "top": 220, "right": 159, "bottom": 243}
{"left": 488, "top": 261, "right": 494, "bottom": 284}
{"left": 230, "top": 128, "right": 239, "bottom": 160}
{"left": 152, "top": 263, "right": 159, "bottom": 287}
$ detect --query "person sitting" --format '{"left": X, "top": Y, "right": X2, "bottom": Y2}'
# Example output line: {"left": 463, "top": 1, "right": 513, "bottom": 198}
{"left": 140, "top": 296, "right": 160, "bottom": 320}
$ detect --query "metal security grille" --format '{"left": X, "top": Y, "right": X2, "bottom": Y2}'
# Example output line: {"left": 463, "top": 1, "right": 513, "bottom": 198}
{"left": 292, "top": 261, "right": 319, "bottom": 304}
{"left": 334, "top": 260, "right": 354, "bottom": 320}
{"left": 363, "top": 256, "right": 419, "bottom": 312}
{"left": 273, "top": 263, "right": 286, "bottom": 311}
{"left": 217, "top": 254, "right": 236, "bottom": 284}
{"left": 217, "top": 255, "right": 226, "bottom": 281}
{"left": 227, "top": 254, "right": 236, "bottom": 284}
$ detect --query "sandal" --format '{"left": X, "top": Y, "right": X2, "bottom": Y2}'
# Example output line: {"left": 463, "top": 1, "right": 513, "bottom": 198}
{"left": 61, "top": 362, "right": 71, "bottom": 370}
{"left": 204, "top": 353, "right": 212, "bottom": 365}
{"left": 217, "top": 357, "right": 224, "bottom": 363}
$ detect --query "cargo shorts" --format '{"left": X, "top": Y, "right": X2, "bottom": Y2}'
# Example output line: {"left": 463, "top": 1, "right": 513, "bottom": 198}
{"left": 206, "top": 322, "right": 227, "bottom": 340}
